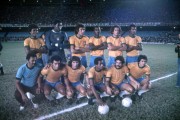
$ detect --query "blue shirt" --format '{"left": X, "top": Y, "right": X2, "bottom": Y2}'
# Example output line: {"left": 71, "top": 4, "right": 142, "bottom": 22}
{"left": 16, "top": 64, "right": 41, "bottom": 87}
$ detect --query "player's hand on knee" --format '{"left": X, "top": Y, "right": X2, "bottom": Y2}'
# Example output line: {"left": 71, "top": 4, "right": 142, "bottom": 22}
{"left": 22, "top": 94, "right": 28, "bottom": 103}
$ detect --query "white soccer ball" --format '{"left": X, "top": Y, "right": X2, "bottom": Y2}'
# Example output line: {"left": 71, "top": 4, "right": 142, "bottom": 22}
{"left": 98, "top": 104, "right": 109, "bottom": 115}
{"left": 122, "top": 97, "right": 132, "bottom": 107}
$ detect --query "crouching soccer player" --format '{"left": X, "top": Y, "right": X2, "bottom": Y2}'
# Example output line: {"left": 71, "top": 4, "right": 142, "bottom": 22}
{"left": 14, "top": 52, "right": 43, "bottom": 111}
{"left": 105, "top": 56, "right": 139, "bottom": 102}
{"left": 66, "top": 56, "right": 88, "bottom": 103}
{"left": 40, "top": 55, "right": 73, "bottom": 103}
{"left": 87, "top": 57, "right": 108, "bottom": 105}
{"left": 128, "top": 55, "right": 151, "bottom": 98}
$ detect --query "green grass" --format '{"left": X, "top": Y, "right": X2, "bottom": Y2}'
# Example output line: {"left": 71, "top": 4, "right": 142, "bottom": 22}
{"left": 0, "top": 42, "right": 180, "bottom": 120}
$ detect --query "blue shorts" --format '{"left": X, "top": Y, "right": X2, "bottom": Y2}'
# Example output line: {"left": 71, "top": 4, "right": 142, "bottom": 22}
{"left": 79, "top": 56, "right": 87, "bottom": 68}
{"left": 112, "top": 79, "right": 129, "bottom": 89}
{"left": 94, "top": 82, "right": 105, "bottom": 91}
{"left": 136, "top": 77, "right": 145, "bottom": 83}
{"left": 89, "top": 55, "right": 106, "bottom": 68}
{"left": 126, "top": 56, "right": 138, "bottom": 64}
{"left": 45, "top": 80, "right": 62, "bottom": 88}
{"left": 70, "top": 81, "right": 81, "bottom": 88}
{"left": 107, "top": 56, "right": 115, "bottom": 68}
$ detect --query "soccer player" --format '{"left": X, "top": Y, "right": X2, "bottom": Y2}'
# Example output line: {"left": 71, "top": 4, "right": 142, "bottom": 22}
{"left": 128, "top": 55, "right": 151, "bottom": 97}
{"left": 45, "top": 20, "right": 70, "bottom": 64}
{"left": 106, "top": 56, "right": 138, "bottom": 101}
{"left": 0, "top": 40, "right": 4, "bottom": 75}
{"left": 40, "top": 55, "right": 73, "bottom": 101}
{"left": 24, "top": 24, "right": 47, "bottom": 67}
{"left": 66, "top": 56, "right": 87, "bottom": 102}
{"left": 89, "top": 26, "right": 107, "bottom": 67}
{"left": 125, "top": 24, "right": 142, "bottom": 64}
{"left": 14, "top": 52, "right": 43, "bottom": 111}
{"left": 175, "top": 33, "right": 180, "bottom": 87}
{"left": 107, "top": 25, "right": 127, "bottom": 68}
{"left": 69, "top": 24, "right": 89, "bottom": 68}
{"left": 87, "top": 57, "right": 107, "bottom": 105}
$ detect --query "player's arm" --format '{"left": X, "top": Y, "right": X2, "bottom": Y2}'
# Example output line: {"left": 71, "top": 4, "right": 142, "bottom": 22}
{"left": 136, "top": 43, "right": 142, "bottom": 51}
{"left": 126, "top": 73, "right": 140, "bottom": 90}
{"left": 97, "top": 42, "right": 107, "bottom": 50}
{"left": 64, "top": 75, "right": 73, "bottom": 92}
{"left": 36, "top": 73, "right": 44, "bottom": 94}
{"left": 88, "top": 78, "right": 104, "bottom": 105}
{"left": 24, "top": 46, "right": 31, "bottom": 55}
{"left": 107, "top": 43, "right": 127, "bottom": 51}
{"left": 70, "top": 44, "right": 85, "bottom": 54}
{"left": 89, "top": 43, "right": 105, "bottom": 51}
{"left": 175, "top": 44, "right": 180, "bottom": 53}
{"left": 105, "top": 77, "right": 112, "bottom": 95}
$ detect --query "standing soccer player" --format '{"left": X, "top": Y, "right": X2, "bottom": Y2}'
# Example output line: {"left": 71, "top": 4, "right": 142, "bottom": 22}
{"left": 24, "top": 24, "right": 47, "bottom": 67}
{"left": 69, "top": 24, "right": 89, "bottom": 68}
{"left": 175, "top": 33, "right": 180, "bottom": 87}
{"left": 125, "top": 24, "right": 142, "bottom": 64}
{"left": 89, "top": 26, "right": 107, "bottom": 67}
{"left": 107, "top": 25, "right": 127, "bottom": 68}
{"left": 45, "top": 20, "right": 69, "bottom": 64}
{"left": 0, "top": 40, "right": 4, "bottom": 75}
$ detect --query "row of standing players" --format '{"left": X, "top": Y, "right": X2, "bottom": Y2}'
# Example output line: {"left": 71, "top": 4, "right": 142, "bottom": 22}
{"left": 15, "top": 21, "right": 151, "bottom": 111}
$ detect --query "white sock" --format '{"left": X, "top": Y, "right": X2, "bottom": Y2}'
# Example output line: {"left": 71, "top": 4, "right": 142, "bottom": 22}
{"left": 56, "top": 93, "right": 64, "bottom": 99}
{"left": 100, "top": 92, "right": 109, "bottom": 98}
{"left": 119, "top": 90, "right": 131, "bottom": 98}
{"left": 77, "top": 93, "right": 85, "bottom": 99}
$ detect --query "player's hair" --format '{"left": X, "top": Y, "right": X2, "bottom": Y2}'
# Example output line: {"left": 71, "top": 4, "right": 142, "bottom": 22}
{"left": 50, "top": 55, "right": 62, "bottom": 63}
{"left": 115, "top": 56, "right": 125, "bottom": 64}
{"left": 53, "top": 20, "right": 61, "bottom": 25}
{"left": 129, "top": 24, "right": 136, "bottom": 30}
{"left": 50, "top": 55, "right": 65, "bottom": 69}
{"left": 138, "top": 55, "right": 148, "bottom": 62}
{"left": 75, "top": 23, "right": 85, "bottom": 34}
{"left": 94, "top": 57, "right": 103, "bottom": 65}
{"left": 26, "top": 52, "right": 37, "bottom": 60}
{"left": 68, "top": 56, "right": 81, "bottom": 68}
{"left": 28, "top": 24, "right": 38, "bottom": 32}
{"left": 110, "top": 25, "right": 122, "bottom": 34}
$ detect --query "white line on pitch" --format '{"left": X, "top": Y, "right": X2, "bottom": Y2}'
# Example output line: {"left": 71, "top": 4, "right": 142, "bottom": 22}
{"left": 34, "top": 102, "right": 88, "bottom": 120}
{"left": 150, "top": 72, "right": 177, "bottom": 83}
{"left": 34, "top": 72, "right": 177, "bottom": 120}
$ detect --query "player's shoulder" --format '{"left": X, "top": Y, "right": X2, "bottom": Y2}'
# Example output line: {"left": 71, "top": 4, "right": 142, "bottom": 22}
{"left": 145, "top": 64, "right": 150, "bottom": 69}
{"left": 24, "top": 37, "right": 31, "bottom": 42}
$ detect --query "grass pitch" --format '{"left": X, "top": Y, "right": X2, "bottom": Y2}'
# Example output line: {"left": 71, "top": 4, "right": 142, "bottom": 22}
{"left": 0, "top": 42, "right": 180, "bottom": 120}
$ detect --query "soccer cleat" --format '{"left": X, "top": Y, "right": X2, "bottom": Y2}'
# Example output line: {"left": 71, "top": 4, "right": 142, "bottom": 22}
{"left": 100, "top": 92, "right": 110, "bottom": 98}
{"left": 19, "top": 106, "right": 25, "bottom": 111}
{"left": 56, "top": 93, "right": 64, "bottom": 100}
{"left": 45, "top": 95, "right": 54, "bottom": 101}
{"left": 110, "top": 96, "right": 116, "bottom": 102}
{"left": 88, "top": 98, "right": 94, "bottom": 105}
{"left": 66, "top": 98, "right": 73, "bottom": 105}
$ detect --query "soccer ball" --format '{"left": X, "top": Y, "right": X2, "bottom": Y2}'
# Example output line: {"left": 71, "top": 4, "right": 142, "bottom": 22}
{"left": 122, "top": 97, "right": 132, "bottom": 107}
{"left": 98, "top": 104, "right": 109, "bottom": 115}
